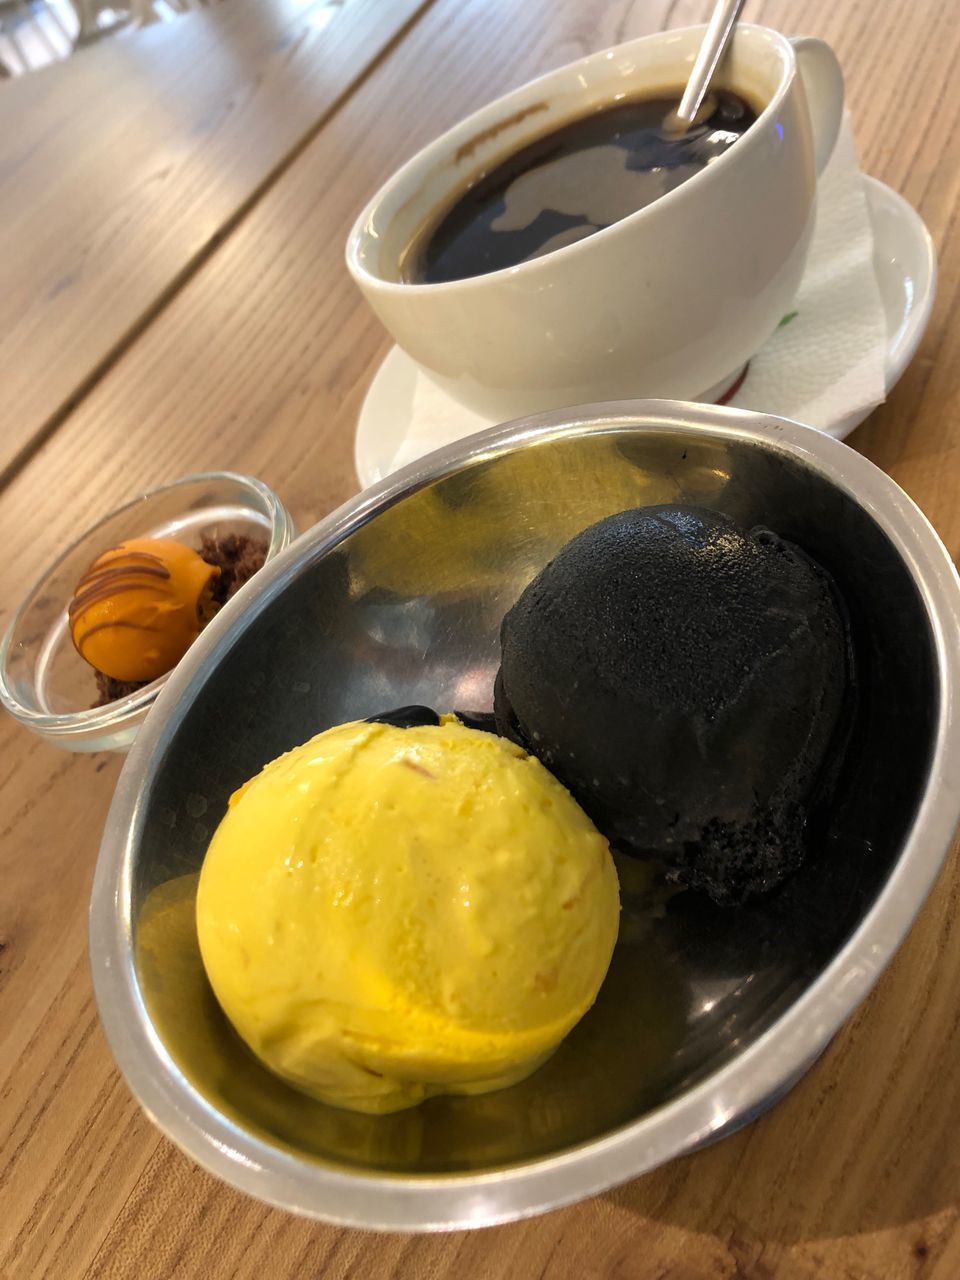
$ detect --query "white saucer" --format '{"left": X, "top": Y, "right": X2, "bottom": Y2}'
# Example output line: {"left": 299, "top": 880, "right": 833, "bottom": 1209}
{"left": 355, "top": 176, "right": 936, "bottom": 488}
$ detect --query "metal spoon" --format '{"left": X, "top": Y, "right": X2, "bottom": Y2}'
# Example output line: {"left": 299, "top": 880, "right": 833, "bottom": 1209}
{"left": 666, "top": 0, "right": 747, "bottom": 132}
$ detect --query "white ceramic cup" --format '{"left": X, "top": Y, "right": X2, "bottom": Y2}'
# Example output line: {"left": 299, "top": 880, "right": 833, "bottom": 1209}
{"left": 346, "top": 25, "right": 844, "bottom": 422}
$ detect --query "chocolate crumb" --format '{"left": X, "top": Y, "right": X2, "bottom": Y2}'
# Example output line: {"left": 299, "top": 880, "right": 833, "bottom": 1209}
{"left": 89, "top": 532, "right": 269, "bottom": 706}
{"left": 200, "top": 532, "right": 269, "bottom": 606}
{"left": 94, "top": 671, "right": 149, "bottom": 706}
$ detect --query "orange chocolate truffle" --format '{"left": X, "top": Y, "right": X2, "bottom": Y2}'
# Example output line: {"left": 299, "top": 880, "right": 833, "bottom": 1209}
{"left": 69, "top": 538, "right": 220, "bottom": 683}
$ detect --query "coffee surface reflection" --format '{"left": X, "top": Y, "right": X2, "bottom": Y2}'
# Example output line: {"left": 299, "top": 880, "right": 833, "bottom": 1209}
{"left": 403, "top": 89, "right": 758, "bottom": 284}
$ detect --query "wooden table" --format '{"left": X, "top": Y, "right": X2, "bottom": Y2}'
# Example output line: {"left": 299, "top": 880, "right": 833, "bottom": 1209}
{"left": 2, "top": 0, "right": 959, "bottom": 1275}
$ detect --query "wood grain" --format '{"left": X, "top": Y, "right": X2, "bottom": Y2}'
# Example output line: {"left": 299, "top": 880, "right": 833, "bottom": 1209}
{"left": 2, "top": 0, "right": 960, "bottom": 1275}
{"left": 0, "top": 0, "right": 432, "bottom": 481}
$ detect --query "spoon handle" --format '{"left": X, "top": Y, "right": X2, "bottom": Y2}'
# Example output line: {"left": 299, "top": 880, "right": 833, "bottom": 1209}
{"left": 675, "top": 0, "right": 747, "bottom": 126}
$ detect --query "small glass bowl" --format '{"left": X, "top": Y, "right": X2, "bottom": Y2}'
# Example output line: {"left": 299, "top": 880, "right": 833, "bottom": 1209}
{"left": 0, "top": 472, "right": 294, "bottom": 753}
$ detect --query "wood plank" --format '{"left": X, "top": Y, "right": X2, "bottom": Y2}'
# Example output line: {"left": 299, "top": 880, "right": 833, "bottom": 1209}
{"left": 0, "top": 0, "right": 432, "bottom": 481}
{"left": 3, "top": 0, "right": 960, "bottom": 1275}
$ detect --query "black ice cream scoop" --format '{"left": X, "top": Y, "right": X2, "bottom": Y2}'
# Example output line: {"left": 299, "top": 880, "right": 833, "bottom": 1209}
{"left": 493, "top": 505, "right": 855, "bottom": 906}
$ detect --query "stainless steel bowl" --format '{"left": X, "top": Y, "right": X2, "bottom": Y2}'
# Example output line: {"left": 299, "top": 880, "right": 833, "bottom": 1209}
{"left": 90, "top": 402, "right": 960, "bottom": 1230}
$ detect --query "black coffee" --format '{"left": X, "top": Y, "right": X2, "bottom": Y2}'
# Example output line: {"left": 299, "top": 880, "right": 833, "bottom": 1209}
{"left": 402, "top": 89, "right": 757, "bottom": 285}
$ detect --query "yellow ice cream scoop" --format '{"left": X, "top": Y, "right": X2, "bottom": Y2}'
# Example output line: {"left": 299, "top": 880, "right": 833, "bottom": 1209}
{"left": 196, "top": 717, "right": 620, "bottom": 1114}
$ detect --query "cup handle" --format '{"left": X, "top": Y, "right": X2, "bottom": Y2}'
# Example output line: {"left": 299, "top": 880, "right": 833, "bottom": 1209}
{"left": 790, "top": 36, "right": 845, "bottom": 175}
